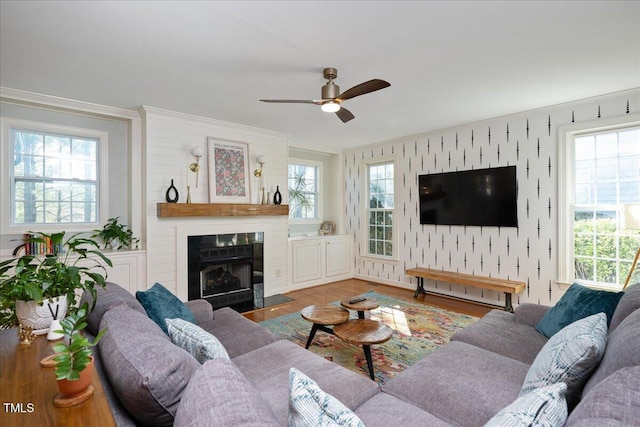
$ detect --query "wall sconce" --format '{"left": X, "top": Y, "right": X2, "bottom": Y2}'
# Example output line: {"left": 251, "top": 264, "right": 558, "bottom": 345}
{"left": 254, "top": 154, "right": 267, "bottom": 204}
{"left": 190, "top": 146, "right": 204, "bottom": 188}
{"left": 254, "top": 154, "right": 266, "bottom": 179}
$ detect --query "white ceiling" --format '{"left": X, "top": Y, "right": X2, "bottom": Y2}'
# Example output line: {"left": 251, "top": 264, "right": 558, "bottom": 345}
{"left": 1, "top": 1, "right": 639, "bottom": 151}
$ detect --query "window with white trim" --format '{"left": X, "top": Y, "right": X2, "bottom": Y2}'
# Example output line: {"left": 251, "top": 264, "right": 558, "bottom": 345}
{"left": 3, "top": 120, "right": 108, "bottom": 232}
{"left": 288, "top": 161, "right": 320, "bottom": 221}
{"left": 560, "top": 120, "right": 640, "bottom": 290}
{"left": 367, "top": 161, "right": 395, "bottom": 258}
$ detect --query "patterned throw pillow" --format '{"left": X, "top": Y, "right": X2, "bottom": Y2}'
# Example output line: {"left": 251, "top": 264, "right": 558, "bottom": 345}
{"left": 136, "top": 282, "right": 197, "bottom": 334}
{"left": 165, "top": 318, "right": 229, "bottom": 363}
{"left": 485, "top": 382, "right": 568, "bottom": 427}
{"left": 288, "top": 368, "right": 364, "bottom": 427}
{"left": 521, "top": 313, "right": 607, "bottom": 406}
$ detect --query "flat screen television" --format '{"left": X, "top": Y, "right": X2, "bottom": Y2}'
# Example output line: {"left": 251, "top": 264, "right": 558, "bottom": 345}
{"left": 419, "top": 165, "right": 518, "bottom": 227}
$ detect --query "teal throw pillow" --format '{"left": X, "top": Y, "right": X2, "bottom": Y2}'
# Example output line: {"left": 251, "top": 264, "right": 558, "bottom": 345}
{"left": 521, "top": 313, "right": 607, "bottom": 407}
{"left": 535, "top": 283, "right": 623, "bottom": 338}
{"left": 288, "top": 368, "right": 364, "bottom": 427}
{"left": 136, "top": 282, "right": 197, "bottom": 334}
{"left": 484, "top": 382, "right": 568, "bottom": 427}
{"left": 165, "top": 318, "right": 229, "bottom": 363}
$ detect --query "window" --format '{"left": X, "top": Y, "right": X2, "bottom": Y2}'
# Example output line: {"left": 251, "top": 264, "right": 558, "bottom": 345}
{"left": 560, "top": 120, "right": 640, "bottom": 290}
{"left": 367, "top": 161, "right": 395, "bottom": 258}
{"left": 288, "top": 162, "right": 319, "bottom": 220}
{"left": 2, "top": 119, "right": 108, "bottom": 232}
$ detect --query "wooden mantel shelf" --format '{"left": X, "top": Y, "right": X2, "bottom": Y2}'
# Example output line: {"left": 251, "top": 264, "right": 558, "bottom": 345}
{"left": 157, "top": 203, "right": 289, "bottom": 218}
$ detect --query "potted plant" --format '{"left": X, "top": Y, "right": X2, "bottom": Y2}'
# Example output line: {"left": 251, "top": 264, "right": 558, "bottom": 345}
{"left": 53, "top": 303, "right": 106, "bottom": 398}
{"left": 0, "top": 231, "right": 112, "bottom": 332}
{"left": 92, "top": 217, "right": 139, "bottom": 250}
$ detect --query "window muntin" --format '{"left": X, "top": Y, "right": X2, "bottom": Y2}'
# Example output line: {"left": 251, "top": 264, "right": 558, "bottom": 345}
{"left": 288, "top": 162, "right": 319, "bottom": 220}
{"left": 571, "top": 127, "right": 640, "bottom": 288}
{"left": 11, "top": 128, "right": 100, "bottom": 226}
{"left": 367, "top": 162, "right": 394, "bottom": 258}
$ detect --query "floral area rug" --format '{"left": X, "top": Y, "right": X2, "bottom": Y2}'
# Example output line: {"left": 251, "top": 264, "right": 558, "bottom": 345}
{"left": 259, "top": 290, "right": 478, "bottom": 385}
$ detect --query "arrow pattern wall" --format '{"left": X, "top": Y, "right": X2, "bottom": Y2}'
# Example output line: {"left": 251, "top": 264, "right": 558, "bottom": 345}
{"left": 343, "top": 91, "right": 637, "bottom": 306}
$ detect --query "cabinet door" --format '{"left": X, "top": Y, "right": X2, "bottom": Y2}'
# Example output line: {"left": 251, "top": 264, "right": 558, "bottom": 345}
{"left": 325, "top": 238, "right": 351, "bottom": 277}
{"left": 291, "top": 240, "right": 323, "bottom": 283}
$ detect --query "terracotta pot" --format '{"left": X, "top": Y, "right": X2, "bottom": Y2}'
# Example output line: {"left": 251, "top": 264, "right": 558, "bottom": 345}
{"left": 56, "top": 357, "right": 94, "bottom": 398}
{"left": 16, "top": 295, "right": 68, "bottom": 335}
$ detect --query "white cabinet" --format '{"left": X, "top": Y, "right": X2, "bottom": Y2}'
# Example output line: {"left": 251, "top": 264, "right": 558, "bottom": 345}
{"left": 103, "top": 250, "right": 146, "bottom": 294}
{"left": 289, "top": 235, "right": 352, "bottom": 289}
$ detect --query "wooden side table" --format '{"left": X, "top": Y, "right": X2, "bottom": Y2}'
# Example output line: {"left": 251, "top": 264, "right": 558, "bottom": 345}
{"left": 300, "top": 304, "right": 350, "bottom": 349}
{"left": 0, "top": 329, "right": 115, "bottom": 427}
{"left": 340, "top": 296, "right": 379, "bottom": 319}
{"left": 333, "top": 319, "right": 393, "bottom": 381}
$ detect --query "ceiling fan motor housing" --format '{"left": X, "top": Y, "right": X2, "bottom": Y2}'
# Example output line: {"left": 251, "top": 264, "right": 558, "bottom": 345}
{"left": 322, "top": 67, "right": 340, "bottom": 100}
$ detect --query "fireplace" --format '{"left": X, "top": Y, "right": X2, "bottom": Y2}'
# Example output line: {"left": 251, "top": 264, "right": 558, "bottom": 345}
{"left": 188, "top": 232, "right": 264, "bottom": 312}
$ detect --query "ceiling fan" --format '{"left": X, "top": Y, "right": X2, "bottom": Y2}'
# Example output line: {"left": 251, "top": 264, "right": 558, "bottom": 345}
{"left": 260, "top": 67, "right": 390, "bottom": 123}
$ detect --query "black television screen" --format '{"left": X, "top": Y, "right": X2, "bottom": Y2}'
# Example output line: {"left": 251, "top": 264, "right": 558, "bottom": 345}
{"left": 419, "top": 166, "right": 518, "bottom": 227}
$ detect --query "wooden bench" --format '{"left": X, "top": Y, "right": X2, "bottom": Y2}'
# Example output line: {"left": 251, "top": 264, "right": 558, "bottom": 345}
{"left": 406, "top": 267, "right": 526, "bottom": 312}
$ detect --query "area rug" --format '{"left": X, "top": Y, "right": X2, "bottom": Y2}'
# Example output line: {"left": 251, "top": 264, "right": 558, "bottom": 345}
{"left": 259, "top": 290, "right": 478, "bottom": 385}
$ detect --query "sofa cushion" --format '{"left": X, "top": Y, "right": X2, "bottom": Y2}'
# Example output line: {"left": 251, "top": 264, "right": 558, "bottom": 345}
{"left": 582, "top": 308, "right": 640, "bottom": 396}
{"left": 288, "top": 367, "right": 364, "bottom": 427}
{"left": 383, "top": 341, "right": 530, "bottom": 427}
{"left": 80, "top": 281, "right": 146, "bottom": 336}
{"left": 232, "top": 340, "right": 379, "bottom": 425}
{"left": 99, "top": 305, "right": 200, "bottom": 426}
{"left": 174, "top": 358, "right": 280, "bottom": 427}
{"left": 451, "top": 309, "right": 548, "bottom": 364}
{"left": 609, "top": 282, "right": 640, "bottom": 332}
{"left": 136, "top": 282, "right": 197, "bottom": 334}
{"left": 567, "top": 366, "right": 640, "bottom": 427}
{"left": 485, "top": 382, "right": 568, "bottom": 427}
{"left": 198, "top": 307, "right": 280, "bottom": 358}
{"left": 535, "top": 283, "right": 623, "bottom": 338}
{"left": 166, "top": 317, "right": 229, "bottom": 363}
{"left": 354, "top": 393, "right": 452, "bottom": 427}
{"left": 521, "top": 313, "right": 607, "bottom": 408}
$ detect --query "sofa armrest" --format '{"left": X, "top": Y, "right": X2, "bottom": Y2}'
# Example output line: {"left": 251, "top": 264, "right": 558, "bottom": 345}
{"left": 513, "top": 303, "right": 550, "bottom": 327}
{"left": 184, "top": 299, "right": 214, "bottom": 323}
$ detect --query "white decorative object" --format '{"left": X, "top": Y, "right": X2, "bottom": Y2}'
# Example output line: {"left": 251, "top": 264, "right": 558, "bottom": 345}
{"left": 47, "top": 318, "right": 64, "bottom": 341}
{"left": 15, "top": 295, "right": 68, "bottom": 336}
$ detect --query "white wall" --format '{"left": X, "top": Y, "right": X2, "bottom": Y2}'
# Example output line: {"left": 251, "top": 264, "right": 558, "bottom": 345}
{"left": 141, "top": 107, "right": 290, "bottom": 299}
{"left": 344, "top": 89, "right": 640, "bottom": 307}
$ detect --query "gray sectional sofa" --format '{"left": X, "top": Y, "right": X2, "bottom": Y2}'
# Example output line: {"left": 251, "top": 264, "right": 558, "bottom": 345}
{"left": 83, "top": 282, "right": 640, "bottom": 426}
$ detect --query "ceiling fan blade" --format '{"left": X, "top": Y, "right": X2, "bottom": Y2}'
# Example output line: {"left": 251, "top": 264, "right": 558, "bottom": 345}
{"left": 336, "top": 79, "right": 390, "bottom": 101}
{"left": 336, "top": 107, "right": 355, "bottom": 123}
{"left": 260, "top": 99, "right": 322, "bottom": 105}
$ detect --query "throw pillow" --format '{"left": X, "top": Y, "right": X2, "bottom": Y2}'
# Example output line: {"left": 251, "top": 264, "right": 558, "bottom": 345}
{"left": 288, "top": 367, "right": 364, "bottom": 427}
{"left": 165, "top": 317, "right": 229, "bottom": 363}
{"left": 521, "top": 313, "right": 607, "bottom": 407}
{"left": 535, "top": 283, "right": 623, "bottom": 338}
{"left": 136, "top": 282, "right": 197, "bottom": 334}
{"left": 484, "top": 382, "right": 568, "bottom": 427}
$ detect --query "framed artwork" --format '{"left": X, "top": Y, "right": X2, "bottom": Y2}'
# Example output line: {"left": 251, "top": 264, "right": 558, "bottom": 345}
{"left": 207, "top": 138, "right": 251, "bottom": 203}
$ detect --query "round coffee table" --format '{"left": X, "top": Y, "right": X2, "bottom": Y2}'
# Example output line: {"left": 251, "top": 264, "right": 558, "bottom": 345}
{"left": 300, "top": 304, "right": 350, "bottom": 349}
{"left": 340, "top": 296, "right": 379, "bottom": 319}
{"left": 333, "top": 319, "right": 393, "bottom": 380}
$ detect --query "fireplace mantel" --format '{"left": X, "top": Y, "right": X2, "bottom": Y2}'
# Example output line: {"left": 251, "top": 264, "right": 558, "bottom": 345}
{"left": 157, "top": 203, "right": 288, "bottom": 218}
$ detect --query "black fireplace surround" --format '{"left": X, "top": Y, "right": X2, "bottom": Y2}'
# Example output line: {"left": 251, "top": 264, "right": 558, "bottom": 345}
{"left": 188, "top": 232, "right": 264, "bottom": 312}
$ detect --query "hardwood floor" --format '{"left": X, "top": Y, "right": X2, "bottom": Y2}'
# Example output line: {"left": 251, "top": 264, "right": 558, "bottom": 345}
{"left": 243, "top": 278, "right": 494, "bottom": 322}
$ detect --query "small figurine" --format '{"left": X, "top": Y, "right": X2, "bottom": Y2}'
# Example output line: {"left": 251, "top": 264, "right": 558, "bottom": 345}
{"left": 18, "top": 324, "right": 36, "bottom": 345}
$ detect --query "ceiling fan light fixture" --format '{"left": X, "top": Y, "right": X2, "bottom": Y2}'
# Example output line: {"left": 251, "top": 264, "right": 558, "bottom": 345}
{"left": 321, "top": 101, "right": 341, "bottom": 113}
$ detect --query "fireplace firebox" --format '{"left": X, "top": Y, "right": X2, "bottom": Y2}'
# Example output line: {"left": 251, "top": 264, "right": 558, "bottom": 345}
{"left": 188, "top": 233, "right": 264, "bottom": 312}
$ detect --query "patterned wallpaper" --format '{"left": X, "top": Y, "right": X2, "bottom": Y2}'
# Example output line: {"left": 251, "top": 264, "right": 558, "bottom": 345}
{"left": 343, "top": 90, "right": 638, "bottom": 307}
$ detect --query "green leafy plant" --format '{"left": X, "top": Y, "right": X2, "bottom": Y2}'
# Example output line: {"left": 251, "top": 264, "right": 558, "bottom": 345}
{"left": 92, "top": 217, "right": 139, "bottom": 250}
{"left": 53, "top": 303, "right": 106, "bottom": 381}
{"left": 288, "top": 171, "right": 315, "bottom": 219}
{"left": 0, "top": 231, "right": 112, "bottom": 329}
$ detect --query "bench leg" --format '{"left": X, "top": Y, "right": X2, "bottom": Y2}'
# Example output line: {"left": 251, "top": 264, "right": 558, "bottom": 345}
{"left": 414, "top": 277, "right": 426, "bottom": 298}
{"left": 362, "top": 345, "right": 375, "bottom": 381}
{"left": 504, "top": 293, "right": 514, "bottom": 312}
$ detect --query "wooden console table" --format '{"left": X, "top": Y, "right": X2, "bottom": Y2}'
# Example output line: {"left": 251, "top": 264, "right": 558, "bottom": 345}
{"left": 406, "top": 267, "right": 525, "bottom": 312}
{"left": 0, "top": 329, "right": 115, "bottom": 427}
